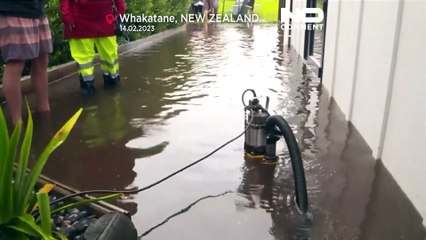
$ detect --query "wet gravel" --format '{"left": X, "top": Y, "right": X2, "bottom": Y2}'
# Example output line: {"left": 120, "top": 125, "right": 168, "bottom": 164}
{"left": 49, "top": 197, "right": 100, "bottom": 240}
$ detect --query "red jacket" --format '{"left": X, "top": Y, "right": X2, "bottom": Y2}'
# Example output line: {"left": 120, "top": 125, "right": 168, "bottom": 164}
{"left": 60, "top": 0, "right": 126, "bottom": 39}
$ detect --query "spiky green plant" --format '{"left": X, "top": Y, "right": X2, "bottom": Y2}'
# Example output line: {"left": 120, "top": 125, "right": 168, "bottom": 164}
{"left": 0, "top": 105, "right": 82, "bottom": 239}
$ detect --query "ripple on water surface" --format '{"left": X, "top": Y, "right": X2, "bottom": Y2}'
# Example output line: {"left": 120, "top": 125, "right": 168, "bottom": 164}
{"left": 35, "top": 24, "right": 425, "bottom": 240}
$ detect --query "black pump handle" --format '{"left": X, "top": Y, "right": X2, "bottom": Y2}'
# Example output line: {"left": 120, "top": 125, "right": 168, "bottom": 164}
{"left": 242, "top": 89, "right": 257, "bottom": 107}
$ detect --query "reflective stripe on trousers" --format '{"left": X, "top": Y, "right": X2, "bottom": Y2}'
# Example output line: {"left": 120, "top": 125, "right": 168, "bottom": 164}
{"left": 69, "top": 36, "right": 119, "bottom": 81}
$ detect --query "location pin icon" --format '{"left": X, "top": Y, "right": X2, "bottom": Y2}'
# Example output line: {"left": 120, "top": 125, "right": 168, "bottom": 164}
{"left": 105, "top": 13, "right": 115, "bottom": 25}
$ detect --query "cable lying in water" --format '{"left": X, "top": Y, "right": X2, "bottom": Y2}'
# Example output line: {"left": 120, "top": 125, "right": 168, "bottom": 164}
{"left": 138, "top": 190, "right": 233, "bottom": 239}
{"left": 48, "top": 110, "right": 254, "bottom": 207}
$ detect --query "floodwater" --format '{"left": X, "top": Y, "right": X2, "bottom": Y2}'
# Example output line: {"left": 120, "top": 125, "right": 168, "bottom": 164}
{"left": 22, "top": 23, "right": 425, "bottom": 239}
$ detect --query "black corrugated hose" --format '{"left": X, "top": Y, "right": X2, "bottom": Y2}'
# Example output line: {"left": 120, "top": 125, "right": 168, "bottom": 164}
{"left": 265, "top": 115, "right": 309, "bottom": 214}
{"left": 47, "top": 89, "right": 309, "bottom": 217}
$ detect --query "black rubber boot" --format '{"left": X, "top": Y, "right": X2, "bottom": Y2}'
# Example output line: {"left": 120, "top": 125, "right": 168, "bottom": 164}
{"left": 79, "top": 75, "right": 96, "bottom": 95}
{"left": 103, "top": 74, "right": 120, "bottom": 89}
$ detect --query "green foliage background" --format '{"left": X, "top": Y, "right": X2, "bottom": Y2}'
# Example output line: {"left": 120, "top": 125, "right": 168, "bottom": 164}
{"left": 0, "top": 0, "right": 192, "bottom": 81}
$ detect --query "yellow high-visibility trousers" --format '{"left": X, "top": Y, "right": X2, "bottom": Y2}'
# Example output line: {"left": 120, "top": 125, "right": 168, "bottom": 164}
{"left": 69, "top": 36, "right": 119, "bottom": 82}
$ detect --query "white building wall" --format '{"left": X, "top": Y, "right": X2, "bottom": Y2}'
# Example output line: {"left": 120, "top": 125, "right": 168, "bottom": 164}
{"left": 381, "top": 0, "right": 426, "bottom": 222}
{"left": 317, "top": 0, "right": 426, "bottom": 223}
{"left": 328, "top": 0, "right": 362, "bottom": 116}
{"left": 321, "top": 0, "right": 341, "bottom": 92}
{"left": 350, "top": 1, "right": 400, "bottom": 157}
{"left": 285, "top": 0, "right": 308, "bottom": 55}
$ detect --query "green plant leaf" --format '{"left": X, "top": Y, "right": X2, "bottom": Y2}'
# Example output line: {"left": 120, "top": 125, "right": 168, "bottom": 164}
{"left": 26, "top": 191, "right": 37, "bottom": 217}
{"left": 0, "top": 228, "right": 29, "bottom": 240}
{"left": 0, "top": 106, "right": 9, "bottom": 224}
{"left": 6, "top": 224, "right": 38, "bottom": 238}
{"left": 51, "top": 193, "right": 123, "bottom": 215}
{"left": 36, "top": 192, "right": 52, "bottom": 236}
{"left": 0, "top": 106, "right": 10, "bottom": 180}
{"left": 0, "top": 103, "right": 82, "bottom": 238}
{"left": 0, "top": 105, "right": 9, "bottom": 157}
{"left": 31, "top": 184, "right": 55, "bottom": 213}
{"left": 0, "top": 121, "right": 22, "bottom": 222}
{"left": 22, "top": 108, "right": 82, "bottom": 212}
{"left": 15, "top": 103, "right": 34, "bottom": 213}
{"left": 53, "top": 231, "right": 68, "bottom": 240}
{"left": 6, "top": 214, "right": 51, "bottom": 239}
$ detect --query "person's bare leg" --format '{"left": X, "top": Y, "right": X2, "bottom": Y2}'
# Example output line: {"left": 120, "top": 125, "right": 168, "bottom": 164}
{"left": 2, "top": 60, "right": 25, "bottom": 124}
{"left": 30, "top": 54, "right": 50, "bottom": 113}
{"left": 204, "top": 9, "right": 209, "bottom": 22}
{"left": 247, "top": 8, "right": 254, "bottom": 27}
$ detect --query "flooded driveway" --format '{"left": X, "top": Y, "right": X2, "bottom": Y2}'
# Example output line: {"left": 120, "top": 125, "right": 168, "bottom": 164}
{"left": 27, "top": 24, "right": 425, "bottom": 239}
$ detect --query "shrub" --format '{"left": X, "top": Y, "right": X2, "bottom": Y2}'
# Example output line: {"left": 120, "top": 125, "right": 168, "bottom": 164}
{"left": 0, "top": 104, "right": 82, "bottom": 239}
{"left": 0, "top": 0, "right": 192, "bottom": 83}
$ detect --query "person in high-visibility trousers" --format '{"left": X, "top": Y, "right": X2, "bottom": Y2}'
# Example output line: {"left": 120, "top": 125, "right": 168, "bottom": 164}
{"left": 60, "top": 0, "right": 126, "bottom": 94}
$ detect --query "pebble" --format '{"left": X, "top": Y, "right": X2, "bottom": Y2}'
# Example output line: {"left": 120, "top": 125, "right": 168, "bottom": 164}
{"left": 74, "top": 234, "right": 85, "bottom": 240}
{"left": 70, "top": 208, "right": 80, "bottom": 215}
{"left": 51, "top": 202, "right": 100, "bottom": 240}
{"left": 66, "top": 213, "right": 79, "bottom": 222}
{"left": 53, "top": 215, "right": 64, "bottom": 225}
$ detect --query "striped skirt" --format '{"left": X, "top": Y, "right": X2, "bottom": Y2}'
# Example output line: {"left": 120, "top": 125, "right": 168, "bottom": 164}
{"left": 203, "top": 0, "right": 218, "bottom": 11}
{"left": 0, "top": 16, "right": 53, "bottom": 63}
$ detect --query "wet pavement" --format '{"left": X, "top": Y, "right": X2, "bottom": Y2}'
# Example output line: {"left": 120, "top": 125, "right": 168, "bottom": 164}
{"left": 17, "top": 23, "right": 426, "bottom": 239}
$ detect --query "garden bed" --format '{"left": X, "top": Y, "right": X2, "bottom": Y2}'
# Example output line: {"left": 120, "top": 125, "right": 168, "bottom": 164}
{"left": 37, "top": 174, "right": 130, "bottom": 240}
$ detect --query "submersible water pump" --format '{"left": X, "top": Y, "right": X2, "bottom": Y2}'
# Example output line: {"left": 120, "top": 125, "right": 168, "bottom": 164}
{"left": 243, "top": 91, "right": 271, "bottom": 158}
{"left": 242, "top": 89, "right": 280, "bottom": 161}
{"left": 242, "top": 89, "right": 309, "bottom": 213}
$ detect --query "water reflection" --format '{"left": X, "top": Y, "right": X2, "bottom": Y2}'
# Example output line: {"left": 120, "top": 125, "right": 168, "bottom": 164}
{"left": 237, "top": 160, "right": 275, "bottom": 211}
{"left": 81, "top": 93, "right": 126, "bottom": 148}
{"left": 31, "top": 23, "right": 426, "bottom": 239}
{"left": 313, "top": 29, "right": 324, "bottom": 64}
{"left": 237, "top": 159, "right": 312, "bottom": 239}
